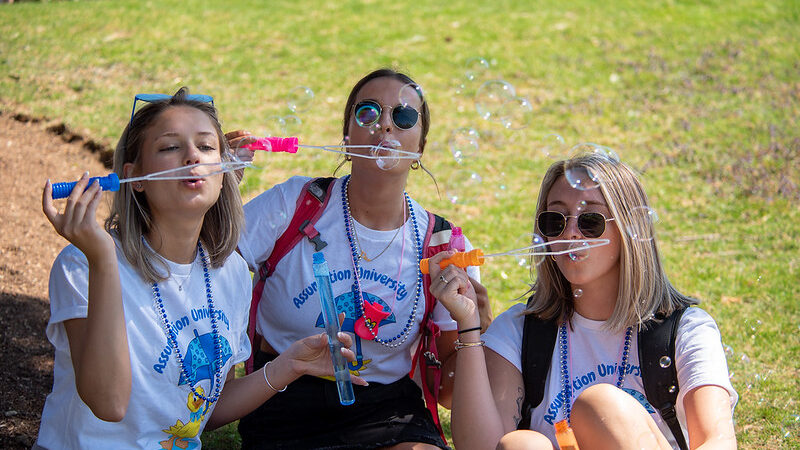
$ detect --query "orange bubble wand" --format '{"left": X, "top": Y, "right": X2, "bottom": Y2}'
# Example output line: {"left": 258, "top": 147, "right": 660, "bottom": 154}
{"left": 418, "top": 238, "right": 611, "bottom": 274}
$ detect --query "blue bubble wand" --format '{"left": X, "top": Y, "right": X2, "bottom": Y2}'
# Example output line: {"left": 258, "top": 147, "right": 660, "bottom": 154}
{"left": 49, "top": 160, "right": 251, "bottom": 199}
{"left": 312, "top": 251, "right": 355, "bottom": 406}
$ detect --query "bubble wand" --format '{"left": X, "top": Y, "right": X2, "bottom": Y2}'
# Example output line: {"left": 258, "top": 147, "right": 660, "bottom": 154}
{"left": 49, "top": 160, "right": 251, "bottom": 199}
{"left": 242, "top": 136, "right": 421, "bottom": 162}
{"left": 419, "top": 238, "right": 610, "bottom": 273}
{"left": 312, "top": 251, "right": 356, "bottom": 406}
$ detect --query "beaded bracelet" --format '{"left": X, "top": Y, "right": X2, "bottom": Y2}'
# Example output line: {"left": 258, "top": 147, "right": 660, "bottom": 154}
{"left": 263, "top": 360, "right": 288, "bottom": 393}
{"left": 457, "top": 326, "right": 482, "bottom": 334}
{"left": 454, "top": 339, "right": 486, "bottom": 350}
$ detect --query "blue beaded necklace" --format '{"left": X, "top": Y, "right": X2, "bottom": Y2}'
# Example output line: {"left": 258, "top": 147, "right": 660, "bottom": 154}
{"left": 559, "top": 321, "right": 632, "bottom": 423}
{"left": 341, "top": 175, "right": 423, "bottom": 348}
{"left": 152, "top": 243, "right": 223, "bottom": 403}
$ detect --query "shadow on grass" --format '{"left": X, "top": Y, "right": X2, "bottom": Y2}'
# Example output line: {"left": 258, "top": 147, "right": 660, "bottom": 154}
{"left": 0, "top": 291, "right": 52, "bottom": 449}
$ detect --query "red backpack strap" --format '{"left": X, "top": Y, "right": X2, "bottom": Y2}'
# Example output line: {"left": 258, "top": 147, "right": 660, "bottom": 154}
{"left": 411, "top": 211, "right": 454, "bottom": 442}
{"left": 245, "top": 177, "right": 337, "bottom": 374}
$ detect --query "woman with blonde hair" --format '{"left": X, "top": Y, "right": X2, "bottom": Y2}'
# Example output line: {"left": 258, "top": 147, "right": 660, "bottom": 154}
{"left": 428, "top": 152, "right": 737, "bottom": 449}
{"left": 36, "top": 88, "right": 362, "bottom": 449}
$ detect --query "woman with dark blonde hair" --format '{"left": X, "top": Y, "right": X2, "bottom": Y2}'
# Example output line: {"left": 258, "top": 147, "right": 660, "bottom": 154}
{"left": 36, "top": 88, "right": 361, "bottom": 449}
{"left": 428, "top": 152, "right": 737, "bottom": 449}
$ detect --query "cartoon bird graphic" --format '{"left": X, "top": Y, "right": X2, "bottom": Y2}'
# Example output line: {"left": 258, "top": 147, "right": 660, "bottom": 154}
{"left": 159, "top": 387, "right": 208, "bottom": 449}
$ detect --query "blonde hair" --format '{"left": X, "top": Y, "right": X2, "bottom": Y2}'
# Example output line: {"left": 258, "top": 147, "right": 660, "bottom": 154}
{"left": 524, "top": 153, "right": 697, "bottom": 332}
{"left": 104, "top": 87, "right": 244, "bottom": 283}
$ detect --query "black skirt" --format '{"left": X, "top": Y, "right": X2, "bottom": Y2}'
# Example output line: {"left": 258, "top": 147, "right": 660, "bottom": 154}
{"left": 238, "top": 350, "right": 449, "bottom": 450}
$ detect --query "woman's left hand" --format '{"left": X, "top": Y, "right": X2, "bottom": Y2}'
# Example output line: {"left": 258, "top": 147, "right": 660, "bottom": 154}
{"left": 427, "top": 250, "right": 480, "bottom": 327}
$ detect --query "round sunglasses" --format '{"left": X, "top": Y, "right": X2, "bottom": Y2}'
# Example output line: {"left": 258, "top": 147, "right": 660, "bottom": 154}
{"left": 353, "top": 100, "right": 421, "bottom": 130}
{"left": 537, "top": 211, "right": 615, "bottom": 238}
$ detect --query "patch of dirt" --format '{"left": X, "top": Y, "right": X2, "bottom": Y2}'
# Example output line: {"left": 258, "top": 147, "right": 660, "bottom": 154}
{"left": 0, "top": 109, "right": 109, "bottom": 448}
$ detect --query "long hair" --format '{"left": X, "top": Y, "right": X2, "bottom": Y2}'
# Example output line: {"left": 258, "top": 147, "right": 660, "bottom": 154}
{"left": 104, "top": 87, "right": 244, "bottom": 283}
{"left": 524, "top": 153, "right": 697, "bottom": 332}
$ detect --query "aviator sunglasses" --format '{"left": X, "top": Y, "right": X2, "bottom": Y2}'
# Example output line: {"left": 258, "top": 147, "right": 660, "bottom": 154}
{"left": 353, "top": 100, "right": 421, "bottom": 130}
{"left": 537, "top": 211, "right": 615, "bottom": 238}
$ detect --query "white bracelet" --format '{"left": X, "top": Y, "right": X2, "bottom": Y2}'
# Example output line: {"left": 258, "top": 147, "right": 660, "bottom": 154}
{"left": 263, "top": 360, "right": 287, "bottom": 393}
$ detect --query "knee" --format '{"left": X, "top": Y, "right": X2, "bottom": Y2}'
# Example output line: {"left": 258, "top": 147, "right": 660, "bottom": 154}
{"left": 496, "top": 430, "right": 554, "bottom": 450}
{"left": 572, "top": 383, "right": 627, "bottom": 417}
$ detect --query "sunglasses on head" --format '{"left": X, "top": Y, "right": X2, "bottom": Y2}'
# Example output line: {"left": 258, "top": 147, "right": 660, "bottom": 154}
{"left": 353, "top": 100, "right": 421, "bottom": 130}
{"left": 129, "top": 93, "right": 214, "bottom": 124}
{"left": 537, "top": 211, "right": 615, "bottom": 238}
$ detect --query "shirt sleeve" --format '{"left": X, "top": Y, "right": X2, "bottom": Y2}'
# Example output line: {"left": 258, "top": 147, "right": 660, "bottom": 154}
{"left": 230, "top": 255, "right": 253, "bottom": 365}
{"left": 45, "top": 245, "right": 91, "bottom": 350}
{"left": 238, "top": 176, "right": 309, "bottom": 271}
{"left": 483, "top": 303, "right": 527, "bottom": 372}
{"left": 674, "top": 307, "right": 738, "bottom": 413}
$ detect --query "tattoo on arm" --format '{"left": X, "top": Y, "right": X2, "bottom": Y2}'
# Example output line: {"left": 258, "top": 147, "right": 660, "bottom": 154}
{"left": 513, "top": 386, "right": 524, "bottom": 427}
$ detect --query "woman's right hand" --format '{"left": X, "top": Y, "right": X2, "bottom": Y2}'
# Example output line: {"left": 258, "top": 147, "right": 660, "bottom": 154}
{"left": 225, "top": 129, "right": 257, "bottom": 163}
{"left": 42, "top": 173, "right": 114, "bottom": 263}
{"left": 281, "top": 332, "right": 368, "bottom": 386}
{"left": 427, "top": 250, "right": 480, "bottom": 328}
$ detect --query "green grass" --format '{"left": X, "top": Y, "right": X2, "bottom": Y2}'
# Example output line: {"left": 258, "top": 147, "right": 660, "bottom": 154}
{"left": 2, "top": 0, "right": 798, "bottom": 447}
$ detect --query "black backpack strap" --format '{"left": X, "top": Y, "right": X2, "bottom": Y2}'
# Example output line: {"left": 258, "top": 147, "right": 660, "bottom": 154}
{"left": 518, "top": 311, "right": 558, "bottom": 430}
{"left": 638, "top": 308, "right": 688, "bottom": 450}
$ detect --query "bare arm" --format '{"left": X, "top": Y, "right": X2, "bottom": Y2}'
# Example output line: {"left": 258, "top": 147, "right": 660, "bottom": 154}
{"left": 684, "top": 385, "right": 736, "bottom": 450}
{"left": 206, "top": 332, "right": 366, "bottom": 429}
{"left": 426, "top": 250, "right": 521, "bottom": 449}
{"left": 43, "top": 175, "right": 130, "bottom": 421}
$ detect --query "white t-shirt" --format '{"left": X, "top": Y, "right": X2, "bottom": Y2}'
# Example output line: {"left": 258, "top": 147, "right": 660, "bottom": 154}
{"left": 36, "top": 241, "right": 251, "bottom": 450}
{"left": 484, "top": 303, "right": 738, "bottom": 449}
{"left": 239, "top": 176, "right": 478, "bottom": 384}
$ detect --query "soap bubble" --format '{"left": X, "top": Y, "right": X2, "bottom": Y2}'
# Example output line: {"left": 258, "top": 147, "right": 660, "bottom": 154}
{"left": 281, "top": 115, "right": 302, "bottom": 137}
{"left": 399, "top": 83, "right": 424, "bottom": 107}
{"left": 564, "top": 166, "right": 602, "bottom": 191}
{"left": 371, "top": 139, "right": 402, "bottom": 171}
{"left": 566, "top": 240, "right": 591, "bottom": 262}
{"left": 573, "top": 289, "right": 583, "bottom": 298}
{"left": 262, "top": 115, "right": 286, "bottom": 137}
{"left": 499, "top": 96, "right": 534, "bottom": 130}
{"left": 464, "top": 57, "right": 490, "bottom": 81}
{"left": 475, "top": 80, "right": 516, "bottom": 121}
{"left": 287, "top": 86, "right": 314, "bottom": 113}
{"left": 446, "top": 170, "right": 483, "bottom": 205}
{"left": 722, "top": 343, "right": 735, "bottom": 359}
{"left": 448, "top": 127, "right": 480, "bottom": 164}
{"left": 659, "top": 356, "right": 672, "bottom": 368}
{"left": 782, "top": 414, "right": 800, "bottom": 439}
{"left": 626, "top": 206, "right": 659, "bottom": 241}
{"left": 539, "top": 133, "right": 567, "bottom": 160}
{"left": 745, "top": 318, "right": 762, "bottom": 339}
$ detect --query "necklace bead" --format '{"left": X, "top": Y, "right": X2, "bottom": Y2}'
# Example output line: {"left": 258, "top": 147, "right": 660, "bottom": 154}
{"left": 342, "top": 175, "right": 423, "bottom": 348}
{"left": 559, "top": 322, "right": 632, "bottom": 423}
{"left": 152, "top": 243, "right": 224, "bottom": 404}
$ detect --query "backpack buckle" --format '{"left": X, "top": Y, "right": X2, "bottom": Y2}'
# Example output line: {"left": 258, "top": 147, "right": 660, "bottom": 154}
{"left": 299, "top": 219, "right": 327, "bottom": 251}
{"left": 423, "top": 351, "right": 441, "bottom": 368}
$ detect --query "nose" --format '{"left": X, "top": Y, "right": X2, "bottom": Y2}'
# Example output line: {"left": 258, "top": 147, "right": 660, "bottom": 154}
{"left": 563, "top": 215, "right": 582, "bottom": 239}
{"left": 378, "top": 106, "right": 393, "bottom": 133}
{"left": 184, "top": 143, "right": 201, "bottom": 165}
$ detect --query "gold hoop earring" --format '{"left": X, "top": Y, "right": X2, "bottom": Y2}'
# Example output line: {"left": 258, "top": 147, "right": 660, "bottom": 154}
{"left": 550, "top": 255, "right": 557, "bottom": 262}
{"left": 410, "top": 161, "right": 420, "bottom": 170}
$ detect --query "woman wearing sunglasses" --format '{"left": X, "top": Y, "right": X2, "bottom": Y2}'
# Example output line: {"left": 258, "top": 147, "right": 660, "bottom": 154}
{"left": 35, "top": 89, "right": 363, "bottom": 449}
{"left": 233, "top": 68, "right": 489, "bottom": 449}
{"left": 426, "top": 152, "right": 737, "bottom": 449}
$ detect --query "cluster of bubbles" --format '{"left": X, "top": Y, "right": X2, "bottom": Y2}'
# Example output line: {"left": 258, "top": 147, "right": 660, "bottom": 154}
{"left": 722, "top": 318, "right": 797, "bottom": 442}
{"left": 263, "top": 86, "right": 315, "bottom": 137}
